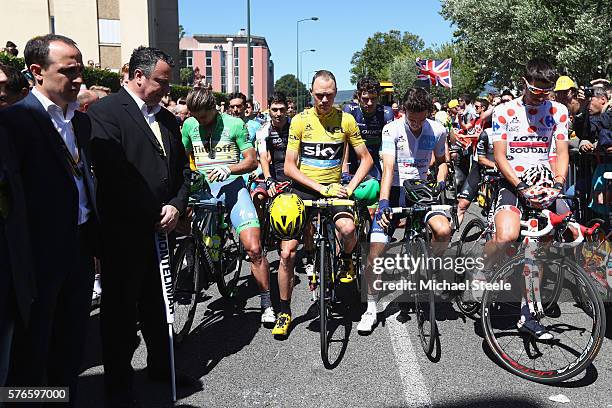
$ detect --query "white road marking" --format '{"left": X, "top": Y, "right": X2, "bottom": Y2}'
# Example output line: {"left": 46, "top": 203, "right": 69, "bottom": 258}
{"left": 383, "top": 301, "right": 432, "bottom": 408}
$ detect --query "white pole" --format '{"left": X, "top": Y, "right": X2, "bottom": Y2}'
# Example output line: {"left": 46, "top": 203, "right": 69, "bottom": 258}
{"left": 155, "top": 231, "right": 177, "bottom": 402}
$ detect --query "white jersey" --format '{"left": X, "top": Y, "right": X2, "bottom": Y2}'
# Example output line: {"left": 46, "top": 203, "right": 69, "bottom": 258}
{"left": 491, "top": 97, "right": 568, "bottom": 177}
{"left": 381, "top": 118, "right": 447, "bottom": 185}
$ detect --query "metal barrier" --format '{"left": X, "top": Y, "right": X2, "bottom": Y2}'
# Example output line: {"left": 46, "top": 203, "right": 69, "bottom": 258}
{"left": 569, "top": 149, "right": 612, "bottom": 223}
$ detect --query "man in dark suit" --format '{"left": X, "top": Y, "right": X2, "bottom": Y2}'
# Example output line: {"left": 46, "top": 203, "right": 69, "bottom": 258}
{"left": 0, "top": 124, "right": 35, "bottom": 386}
{"left": 0, "top": 34, "right": 97, "bottom": 404}
{"left": 88, "top": 46, "right": 191, "bottom": 407}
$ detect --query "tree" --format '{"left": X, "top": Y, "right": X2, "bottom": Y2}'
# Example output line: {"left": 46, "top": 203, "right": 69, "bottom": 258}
{"left": 274, "top": 74, "right": 309, "bottom": 108}
{"left": 440, "top": 0, "right": 612, "bottom": 87}
{"left": 178, "top": 25, "right": 186, "bottom": 40}
{"left": 350, "top": 30, "right": 426, "bottom": 85}
{"left": 388, "top": 42, "right": 485, "bottom": 102}
{"left": 180, "top": 67, "right": 194, "bottom": 86}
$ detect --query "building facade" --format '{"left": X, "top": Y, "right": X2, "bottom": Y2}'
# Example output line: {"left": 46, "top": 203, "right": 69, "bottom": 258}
{"left": 180, "top": 32, "right": 274, "bottom": 109}
{"left": 0, "top": 0, "right": 179, "bottom": 82}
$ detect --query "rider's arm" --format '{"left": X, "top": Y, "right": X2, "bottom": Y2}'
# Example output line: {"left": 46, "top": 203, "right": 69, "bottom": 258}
{"left": 553, "top": 107, "right": 570, "bottom": 184}
{"left": 255, "top": 127, "right": 273, "bottom": 179}
{"left": 346, "top": 144, "right": 373, "bottom": 194}
{"left": 341, "top": 141, "right": 350, "bottom": 173}
{"left": 478, "top": 155, "right": 496, "bottom": 169}
{"left": 476, "top": 131, "right": 496, "bottom": 169}
{"left": 229, "top": 122, "right": 257, "bottom": 175}
{"left": 344, "top": 116, "right": 372, "bottom": 194}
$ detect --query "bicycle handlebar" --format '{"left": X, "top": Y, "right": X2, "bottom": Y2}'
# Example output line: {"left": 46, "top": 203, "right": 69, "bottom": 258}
{"left": 384, "top": 204, "right": 453, "bottom": 216}
{"left": 520, "top": 209, "right": 585, "bottom": 247}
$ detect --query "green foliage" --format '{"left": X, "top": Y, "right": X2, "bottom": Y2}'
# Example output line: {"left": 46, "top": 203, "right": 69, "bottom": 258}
{"left": 0, "top": 52, "right": 25, "bottom": 71}
{"left": 274, "top": 74, "right": 309, "bottom": 108}
{"left": 388, "top": 42, "right": 485, "bottom": 102}
{"left": 82, "top": 67, "right": 121, "bottom": 92}
{"left": 179, "top": 67, "right": 194, "bottom": 86}
{"left": 440, "top": 0, "right": 612, "bottom": 87}
{"left": 350, "top": 30, "right": 426, "bottom": 85}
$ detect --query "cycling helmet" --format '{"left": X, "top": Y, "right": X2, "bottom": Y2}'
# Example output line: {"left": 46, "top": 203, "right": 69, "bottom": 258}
{"left": 403, "top": 179, "right": 438, "bottom": 205}
{"left": 269, "top": 193, "right": 306, "bottom": 240}
{"left": 520, "top": 164, "right": 555, "bottom": 189}
{"left": 520, "top": 165, "right": 557, "bottom": 209}
{"left": 352, "top": 178, "right": 380, "bottom": 206}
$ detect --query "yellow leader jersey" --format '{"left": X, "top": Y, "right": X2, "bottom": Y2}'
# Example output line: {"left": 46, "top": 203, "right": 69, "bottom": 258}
{"left": 287, "top": 107, "right": 365, "bottom": 184}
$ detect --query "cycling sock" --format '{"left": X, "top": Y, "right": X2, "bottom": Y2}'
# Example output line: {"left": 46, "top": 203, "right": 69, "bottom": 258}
{"left": 260, "top": 290, "right": 272, "bottom": 310}
{"left": 280, "top": 299, "right": 291, "bottom": 315}
{"left": 366, "top": 294, "right": 377, "bottom": 314}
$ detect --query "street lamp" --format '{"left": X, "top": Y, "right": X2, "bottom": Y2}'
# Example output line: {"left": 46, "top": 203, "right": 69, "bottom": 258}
{"left": 296, "top": 17, "right": 318, "bottom": 111}
{"left": 300, "top": 49, "right": 316, "bottom": 108}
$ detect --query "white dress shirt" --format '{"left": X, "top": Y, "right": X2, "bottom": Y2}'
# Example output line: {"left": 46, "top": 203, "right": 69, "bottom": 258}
{"left": 32, "top": 87, "right": 91, "bottom": 225}
{"left": 124, "top": 86, "right": 166, "bottom": 155}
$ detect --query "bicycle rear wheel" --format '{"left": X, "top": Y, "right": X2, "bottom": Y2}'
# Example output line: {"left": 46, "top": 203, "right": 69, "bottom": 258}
{"left": 455, "top": 218, "right": 488, "bottom": 317}
{"left": 410, "top": 237, "right": 437, "bottom": 355}
{"left": 171, "top": 236, "right": 199, "bottom": 344}
{"left": 217, "top": 226, "right": 245, "bottom": 298}
{"left": 482, "top": 257, "right": 606, "bottom": 383}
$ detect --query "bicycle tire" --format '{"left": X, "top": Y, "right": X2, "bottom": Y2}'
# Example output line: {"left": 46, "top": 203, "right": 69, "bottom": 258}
{"left": 410, "top": 237, "right": 437, "bottom": 355}
{"left": 482, "top": 256, "right": 606, "bottom": 383}
{"left": 171, "top": 236, "right": 199, "bottom": 345}
{"left": 455, "top": 218, "right": 488, "bottom": 317}
{"left": 217, "top": 226, "right": 244, "bottom": 298}
{"left": 319, "top": 223, "right": 332, "bottom": 368}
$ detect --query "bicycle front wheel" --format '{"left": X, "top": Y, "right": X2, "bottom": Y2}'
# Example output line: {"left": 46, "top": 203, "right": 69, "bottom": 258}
{"left": 455, "top": 218, "right": 488, "bottom": 318}
{"left": 410, "top": 237, "right": 437, "bottom": 355}
{"left": 217, "top": 226, "right": 245, "bottom": 298}
{"left": 171, "top": 236, "right": 199, "bottom": 345}
{"left": 482, "top": 257, "right": 606, "bottom": 383}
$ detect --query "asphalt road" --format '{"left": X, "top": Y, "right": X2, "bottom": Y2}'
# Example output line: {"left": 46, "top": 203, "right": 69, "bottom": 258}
{"left": 76, "top": 208, "right": 612, "bottom": 408}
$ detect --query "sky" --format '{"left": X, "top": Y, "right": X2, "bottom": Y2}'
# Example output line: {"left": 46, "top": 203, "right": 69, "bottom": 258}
{"left": 178, "top": 0, "right": 455, "bottom": 91}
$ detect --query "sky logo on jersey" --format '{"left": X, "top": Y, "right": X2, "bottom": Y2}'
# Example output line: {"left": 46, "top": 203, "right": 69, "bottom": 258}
{"left": 302, "top": 142, "right": 344, "bottom": 161}
{"left": 417, "top": 134, "right": 436, "bottom": 150}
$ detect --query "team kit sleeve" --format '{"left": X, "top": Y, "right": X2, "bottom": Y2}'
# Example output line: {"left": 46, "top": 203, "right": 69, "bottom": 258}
{"left": 344, "top": 114, "right": 365, "bottom": 148}
{"left": 476, "top": 130, "right": 488, "bottom": 157}
{"left": 434, "top": 125, "right": 447, "bottom": 157}
{"left": 553, "top": 104, "right": 570, "bottom": 142}
{"left": 287, "top": 114, "right": 303, "bottom": 152}
{"left": 380, "top": 122, "right": 396, "bottom": 158}
{"left": 181, "top": 116, "right": 198, "bottom": 151}
{"left": 491, "top": 106, "right": 507, "bottom": 144}
{"left": 234, "top": 121, "right": 255, "bottom": 152}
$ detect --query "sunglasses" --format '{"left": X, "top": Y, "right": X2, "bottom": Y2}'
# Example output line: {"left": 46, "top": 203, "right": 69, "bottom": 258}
{"left": 525, "top": 81, "right": 553, "bottom": 96}
{"left": 270, "top": 107, "right": 286, "bottom": 112}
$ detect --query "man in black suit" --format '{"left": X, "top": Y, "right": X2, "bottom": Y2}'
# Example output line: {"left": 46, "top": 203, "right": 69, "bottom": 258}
{"left": 0, "top": 124, "right": 35, "bottom": 386}
{"left": 88, "top": 46, "right": 191, "bottom": 407}
{"left": 0, "top": 34, "right": 97, "bottom": 403}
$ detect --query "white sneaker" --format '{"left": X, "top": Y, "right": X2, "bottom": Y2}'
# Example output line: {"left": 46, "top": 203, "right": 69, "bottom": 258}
{"left": 261, "top": 307, "right": 276, "bottom": 327}
{"left": 357, "top": 311, "right": 377, "bottom": 334}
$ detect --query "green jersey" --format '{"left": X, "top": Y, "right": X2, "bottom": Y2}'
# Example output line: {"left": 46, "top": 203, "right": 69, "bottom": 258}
{"left": 181, "top": 114, "right": 254, "bottom": 182}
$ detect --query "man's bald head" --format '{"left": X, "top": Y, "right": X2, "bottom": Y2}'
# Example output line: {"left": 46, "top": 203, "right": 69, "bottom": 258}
{"left": 77, "top": 89, "right": 99, "bottom": 112}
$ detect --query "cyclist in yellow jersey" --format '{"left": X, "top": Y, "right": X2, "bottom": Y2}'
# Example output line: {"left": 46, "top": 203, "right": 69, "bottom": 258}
{"left": 270, "top": 70, "right": 373, "bottom": 337}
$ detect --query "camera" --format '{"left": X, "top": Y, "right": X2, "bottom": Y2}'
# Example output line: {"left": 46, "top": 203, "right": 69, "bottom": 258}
{"left": 583, "top": 86, "right": 595, "bottom": 98}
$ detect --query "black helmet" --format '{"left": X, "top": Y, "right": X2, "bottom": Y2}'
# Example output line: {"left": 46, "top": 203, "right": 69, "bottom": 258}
{"left": 403, "top": 179, "right": 438, "bottom": 205}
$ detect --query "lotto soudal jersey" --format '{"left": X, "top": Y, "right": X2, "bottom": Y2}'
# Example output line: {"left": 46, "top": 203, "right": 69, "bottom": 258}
{"left": 256, "top": 120, "right": 290, "bottom": 182}
{"left": 342, "top": 102, "right": 394, "bottom": 178}
{"left": 287, "top": 107, "right": 365, "bottom": 184}
{"left": 181, "top": 114, "right": 254, "bottom": 182}
{"left": 380, "top": 118, "right": 447, "bottom": 185}
{"left": 491, "top": 97, "right": 569, "bottom": 177}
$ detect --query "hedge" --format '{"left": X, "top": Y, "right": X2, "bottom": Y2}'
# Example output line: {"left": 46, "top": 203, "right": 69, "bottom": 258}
{"left": 0, "top": 52, "right": 25, "bottom": 72}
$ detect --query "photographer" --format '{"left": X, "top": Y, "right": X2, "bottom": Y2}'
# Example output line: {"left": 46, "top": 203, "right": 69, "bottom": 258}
{"left": 588, "top": 86, "right": 612, "bottom": 152}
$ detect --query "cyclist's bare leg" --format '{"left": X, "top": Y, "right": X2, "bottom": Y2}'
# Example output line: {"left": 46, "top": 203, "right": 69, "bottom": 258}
{"left": 457, "top": 198, "right": 471, "bottom": 225}
{"left": 240, "top": 227, "right": 270, "bottom": 291}
{"left": 428, "top": 214, "right": 452, "bottom": 256}
{"left": 365, "top": 242, "right": 387, "bottom": 295}
{"left": 334, "top": 216, "right": 356, "bottom": 254}
{"left": 278, "top": 239, "right": 298, "bottom": 301}
{"left": 483, "top": 208, "right": 520, "bottom": 268}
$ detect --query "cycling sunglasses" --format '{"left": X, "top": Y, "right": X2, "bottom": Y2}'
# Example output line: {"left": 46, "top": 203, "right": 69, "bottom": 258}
{"left": 524, "top": 79, "right": 553, "bottom": 96}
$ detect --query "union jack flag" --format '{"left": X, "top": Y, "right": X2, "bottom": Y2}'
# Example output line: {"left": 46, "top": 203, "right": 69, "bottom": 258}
{"left": 415, "top": 58, "right": 452, "bottom": 88}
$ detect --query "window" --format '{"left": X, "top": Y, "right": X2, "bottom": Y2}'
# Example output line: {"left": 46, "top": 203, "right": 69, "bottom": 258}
{"left": 204, "top": 51, "right": 213, "bottom": 85}
{"left": 233, "top": 47, "right": 240, "bottom": 92}
{"left": 205, "top": 51, "right": 212, "bottom": 66}
{"left": 180, "top": 50, "right": 193, "bottom": 68}
{"left": 98, "top": 19, "right": 121, "bottom": 44}
{"left": 221, "top": 51, "right": 227, "bottom": 93}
